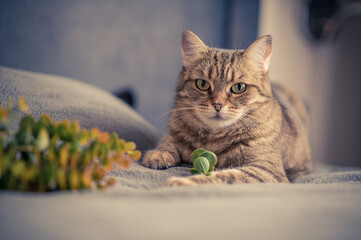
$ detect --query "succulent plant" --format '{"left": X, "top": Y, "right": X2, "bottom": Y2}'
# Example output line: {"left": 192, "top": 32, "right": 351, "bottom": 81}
{"left": 0, "top": 96, "right": 141, "bottom": 192}
{"left": 190, "top": 148, "right": 217, "bottom": 176}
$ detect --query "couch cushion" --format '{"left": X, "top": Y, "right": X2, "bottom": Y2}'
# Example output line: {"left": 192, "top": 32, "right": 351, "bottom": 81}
{"left": 0, "top": 66, "right": 160, "bottom": 151}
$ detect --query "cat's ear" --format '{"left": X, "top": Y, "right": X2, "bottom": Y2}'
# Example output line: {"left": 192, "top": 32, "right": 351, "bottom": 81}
{"left": 181, "top": 30, "right": 208, "bottom": 68}
{"left": 243, "top": 35, "right": 272, "bottom": 73}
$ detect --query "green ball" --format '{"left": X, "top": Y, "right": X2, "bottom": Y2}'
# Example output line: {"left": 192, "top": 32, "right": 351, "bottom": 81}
{"left": 200, "top": 151, "right": 217, "bottom": 169}
{"left": 191, "top": 148, "right": 206, "bottom": 161}
{"left": 194, "top": 157, "right": 210, "bottom": 174}
{"left": 190, "top": 168, "right": 200, "bottom": 174}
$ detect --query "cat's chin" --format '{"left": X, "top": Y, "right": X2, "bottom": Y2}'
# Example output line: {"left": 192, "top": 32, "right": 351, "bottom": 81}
{"left": 201, "top": 117, "right": 237, "bottom": 129}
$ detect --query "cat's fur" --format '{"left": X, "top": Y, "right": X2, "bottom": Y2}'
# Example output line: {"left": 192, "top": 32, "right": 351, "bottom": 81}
{"left": 142, "top": 30, "right": 312, "bottom": 186}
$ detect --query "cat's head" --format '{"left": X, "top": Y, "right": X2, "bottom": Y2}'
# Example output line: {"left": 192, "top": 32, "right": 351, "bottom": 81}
{"left": 175, "top": 30, "right": 273, "bottom": 130}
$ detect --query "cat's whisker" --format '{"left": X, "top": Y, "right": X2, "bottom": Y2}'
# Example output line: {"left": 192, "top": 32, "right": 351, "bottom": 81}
{"left": 157, "top": 107, "right": 196, "bottom": 120}
{"left": 161, "top": 97, "right": 176, "bottom": 102}
{"left": 164, "top": 92, "right": 184, "bottom": 97}
{"left": 243, "top": 113, "right": 281, "bottom": 134}
{"left": 158, "top": 114, "right": 193, "bottom": 131}
{"left": 166, "top": 112, "right": 196, "bottom": 126}
{"left": 240, "top": 114, "right": 288, "bottom": 148}
{"left": 245, "top": 113, "right": 290, "bottom": 148}
{"left": 232, "top": 120, "right": 244, "bottom": 135}
{"left": 183, "top": 115, "right": 198, "bottom": 129}
{"left": 156, "top": 109, "right": 174, "bottom": 120}
{"left": 158, "top": 112, "right": 196, "bottom": 130}
{"left": 238, "top": 116, "right": 270, "bottom": 140}
{"left": 238, "top": 32, "right": 245, "bottom": 50}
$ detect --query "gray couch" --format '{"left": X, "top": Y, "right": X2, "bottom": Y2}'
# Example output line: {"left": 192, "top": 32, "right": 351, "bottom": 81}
{"left": 1, "top": 66, "right": 361, "bottom": 240}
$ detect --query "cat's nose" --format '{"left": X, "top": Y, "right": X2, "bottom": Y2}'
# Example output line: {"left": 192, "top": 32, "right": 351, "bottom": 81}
{"left": 212, "top": 103, "right": 223, "bottom": 112}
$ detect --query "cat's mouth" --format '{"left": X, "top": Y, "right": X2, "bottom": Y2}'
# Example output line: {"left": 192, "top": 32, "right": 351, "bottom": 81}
{"left": 196, "top": 110, "right": 238, "bottom": 128}
{"left": 210, "top": 113, "right": 225, "bottom": 120}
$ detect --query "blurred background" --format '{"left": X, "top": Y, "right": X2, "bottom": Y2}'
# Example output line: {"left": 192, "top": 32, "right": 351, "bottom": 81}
{"left": 0, "top": 0, "right": 360, "bottom": 167}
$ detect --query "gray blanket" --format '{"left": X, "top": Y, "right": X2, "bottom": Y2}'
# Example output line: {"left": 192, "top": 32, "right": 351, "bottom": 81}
{"left": 1, "top": 163, "right": 361, "bottom": 240}
{"left": 1, "top": 66, "right": 360, "bottom": 240}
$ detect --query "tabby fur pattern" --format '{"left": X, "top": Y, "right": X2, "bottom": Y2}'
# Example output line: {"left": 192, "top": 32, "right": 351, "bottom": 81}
{"left": 142, "top": 31, "right": 312, "bottom": 186}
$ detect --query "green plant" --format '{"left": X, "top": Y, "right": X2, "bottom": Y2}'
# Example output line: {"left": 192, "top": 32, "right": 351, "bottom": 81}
{"left": 0, "top": 97, "right": 141, "bottom": 192}
{"left": 190, "top": 148, "right": 217, "bottom": 176}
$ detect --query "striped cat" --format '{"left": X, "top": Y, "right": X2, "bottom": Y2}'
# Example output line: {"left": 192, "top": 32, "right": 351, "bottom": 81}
{"left": 142, "top": 30, "right": 312, "bottom": 186}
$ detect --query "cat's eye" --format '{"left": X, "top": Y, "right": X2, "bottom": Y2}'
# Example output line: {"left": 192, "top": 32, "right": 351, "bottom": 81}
{"left": 231, "top": 82, "right": 247, "bottom": 94}
{"left": 196, "top": 79, "right": 210, "bottom": 91}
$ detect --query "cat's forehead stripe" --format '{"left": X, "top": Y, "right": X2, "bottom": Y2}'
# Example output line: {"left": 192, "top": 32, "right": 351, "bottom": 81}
{"left": 227, "top": 68, "right": 235, "bottom": 82}
{"left": 230, "top": 53, "right": 235, "bottom": 64}
{"left": 214, "top": 54, "right": 220, "bottom": 77}
{"left": 210, "top": 66, "right": 217, "bottom": 79}
{"left": 212, "top": 51, "right": 236, "bottom": 82}
{"left": 208, "top": 67, "right": 212, "bottom": 79}
{"left": 188, "top": 49, "right": 246, "bottom": 83}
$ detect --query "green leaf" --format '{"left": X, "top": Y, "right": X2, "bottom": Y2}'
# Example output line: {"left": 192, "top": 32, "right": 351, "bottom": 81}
{"left": 77, "top": 129, "right": 89, "bottom": 144}
{"left": 0, "top": 107, "right": 9, "bottom": 124}
{"left": 116, "top": 140, "right": 125, "bottom": 151}
{"left": 69, "top": 170, "right": 80, "bottom": 190}
{"left": 191, "top": 148, "right": 206, "bottom": 161}
{"left": 128, "top": 150, "right": 141, "bottom": 161}
{"left": 58, "top": 125, "right": 72, "bottom": 142}
{"left": 33, "top": 122, "right": 42, "bottom": 138}
{"left": 0, "top": 98, "right": 142, "bottom": 191}
{"left": 45, "top": 163, "right": 56, "bottom": 190}
{"left": 39, "top": 114, "right": 52, "bottom": 125}
{"left": 190, "top": 168, "right": 200, "bottom": 174}
{"left": 20, "top": 115, "right": 35, "bottom": 131}
{"left": 11, "top": 160, "right": 26, "bottom": 177}
{"left": 124, "top": 141, "right": 136, "bottom": 151}
{"left": 16, "top": 127, "right": 32, "bottom": 145}
{"left": 193, "top": 157, "right": 209, "bottom": 174}
{"left": 70, "top": 120, "right": 80, "bottom": 134}
{"left": 18, "top": 96, "right": 30, "bottom": 114}
{"left": 35, "top": 128, "right": 49, "bottom": 151}
{"left": 0, "top": 155, "right": 10, "bottom": 176}
{"left": 109, "top": 133, "right": 118, "bottom": 148}
{"left": 59, "top": 144, "right": 70, "bottom": 167}
{"left": 57, "top": 169, "right": 67, "bottom": 190}
{"left": 47, "top": 124, "right": 56, "bottom": 138}
{"left": 21, "top": 165, "right": 38, "bottom": 183}
{"left": 7, "top": 99, "right": 14, "bottom": 111}
{"left": 99, "top": 143, "right": 108, "bottom": 164}
{"left": 70, "top": 140, "right": 79, "bottom": 153}
{"left": 34, "top": 116, "right": 52, "bottom": 138}
{"left": 200, "top": 151, "right": 218, "bottom": 169}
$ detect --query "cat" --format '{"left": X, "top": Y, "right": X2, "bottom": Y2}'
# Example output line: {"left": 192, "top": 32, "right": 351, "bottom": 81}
{"left": 142, "top": 30, "right": 312, "bottom": 186}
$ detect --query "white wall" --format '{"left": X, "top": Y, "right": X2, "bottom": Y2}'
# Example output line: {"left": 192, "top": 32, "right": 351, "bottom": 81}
{"left": 259, "top": 0, "right": 334, "bottom": 164}
{"left": 0, "top": 0, "right": 260, "bottom": 135}
{"left": 0, "top": 0, "right": 228, "bottom": 133}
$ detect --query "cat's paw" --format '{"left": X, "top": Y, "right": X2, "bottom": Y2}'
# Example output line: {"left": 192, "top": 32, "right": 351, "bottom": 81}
{"left": 164, "top": 177, "right": 198, "bottom": 187}
{"left": 165, "top": 173, "right": 216, "bottom": 187}
{"left": 142, "top": 150, "right": 176, "bottom": 169}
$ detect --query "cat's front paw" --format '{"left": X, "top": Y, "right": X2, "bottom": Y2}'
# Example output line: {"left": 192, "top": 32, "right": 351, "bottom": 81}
{"left": 164, "top": 177, "right": 198, "bottom": 187}
{"left": 142, "top": 150, "right": 176, "bottom": 169}
{"left": 165, "top": 173, "right": 216, "bottom": 187}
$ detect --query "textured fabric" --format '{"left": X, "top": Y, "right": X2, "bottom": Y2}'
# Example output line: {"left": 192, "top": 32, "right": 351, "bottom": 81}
{"left": 114, "top": 163, "right": 361, "bottom": 189}
{"left": 1, "top": 66, "right": 361, "bottom": 240}
{"left": 1, "top": 163, "right": 361, "bottom": 240}
{"left": 0, "top": 66, "right": 160, "bottom": 151}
